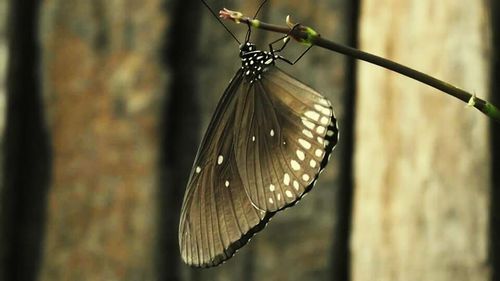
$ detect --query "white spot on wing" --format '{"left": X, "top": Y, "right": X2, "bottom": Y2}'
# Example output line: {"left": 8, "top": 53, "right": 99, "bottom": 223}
{"left": 252, "top": 136, "right": 256, "bottom": 142}
{"left": 314, "top": 104, "right": 332, "bottom": 116}
{"left": 291, "top": 160, "right": 301, "bottom": 171}
{"left": 316, "top": 126, "right": 326, "bottom": 134}
{"left": 302, "top": 174, "right": 310, "bottom": 181}
{"left": 301, "top": 118, "right": 315, "bottom": 130}
{"left": 270, "top": 129, "right": 275, "bottom": 136}
{"left": 285, "top": 190, "right": 293, "bottom": 198}
{"left": 225, "top": 180, "right": 230, "bottom": 187}
{"left": 319, "top": 98, "right": 329, "bottom": 106}
{"left": 283, "top": 173, "right": 290, "bottom": 185}
{"left": 298, "top": 138, "right": 311, "bottom": 150}
{"left": 217, "top": 155, "right": 224, "bottom": 165}
{"left": 269, "top": 197, "right": 274, "bottom": 204}
{"left": 327, "top": 130, "right": 334, "bottom": 136}
{"left": 293, "top": 180, "right": 299, "bottom": 190}
{"left": 302, "top": 129, "right": 313, "bottom": 139}
{"left": 310, "top": 159, "right": 317, "bottom": 168}
{"left": 296, "top": 150, "right": 305, "bottom": 161}
{"left": 195, "top": 166, "right": 201, "bottom": 173}
{"left": 304, "top": 111, "right": 320, "bottom": 121}
{"left": 269, "top": 184, "right": 275, "bottom": 192}
{"left": 315, "top": 149, "right": 324, "bottom": 157}
{"left": 277, "top": 193, "right": 281, "bottom": 201}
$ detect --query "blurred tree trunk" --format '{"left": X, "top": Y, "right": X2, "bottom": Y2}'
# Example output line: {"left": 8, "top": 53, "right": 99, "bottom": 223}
{"left": 38, "top": 1, "right": 168, "bottom": 280}
{"left": 488, "top": 1, "right": 500, "bottom": 280}
{"left": 0, "top": 0, "right": 6, "bottom": 163}
{"left": 353, "top": 1, "right": 491, "bottom": 281}
{"left": 0, "top": 0, "right": 7, "bottom": 238}
{"left": 158, "top": 0, "right": 202, "bottom": 280}
{"left": 1, "top": 0, "right": 51, "bottom": 280}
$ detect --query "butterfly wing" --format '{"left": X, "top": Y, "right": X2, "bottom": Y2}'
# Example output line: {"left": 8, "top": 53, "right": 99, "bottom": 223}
{"left": 179, "top": 65, "right": 339, "bottom": 268}
{"left": 233, "top": 66, "right": 339, "bottom": 211}
{"left": 179, "top": 69, "right": 270, "bottom": 267}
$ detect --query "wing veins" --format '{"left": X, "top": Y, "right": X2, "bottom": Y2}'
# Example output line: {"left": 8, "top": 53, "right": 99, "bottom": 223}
{"left": 257, "top": 82, "right": 293, "bottom": 204}
{"left": 261, "top": 82, "right": 305, "bottom": 200}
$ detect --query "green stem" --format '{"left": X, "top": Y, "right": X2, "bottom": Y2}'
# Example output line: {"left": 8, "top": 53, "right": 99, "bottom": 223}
{"left": 220, "top": 9, "right": 500, "bottom": 124}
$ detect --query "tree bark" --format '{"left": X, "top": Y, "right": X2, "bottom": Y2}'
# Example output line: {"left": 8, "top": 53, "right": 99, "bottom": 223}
{"left": 1, "top": 1, "right": 50, "bottom": 280}
{"left": 488, "top": 1, "right": 500, "bottom": 280}
{"left": 353, "top": 1, "right": 491, "bottom": 280}
{"left": 0, "top": 0, "right": 7, "bottom": 144}
{"left": 0, "top": 0, "right": 7, "bottom": 219}
{"left": 38, "top": 1, "right": 168, "bottom": 280}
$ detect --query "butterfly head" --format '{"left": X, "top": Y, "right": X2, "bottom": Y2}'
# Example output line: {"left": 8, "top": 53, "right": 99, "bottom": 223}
{"left": 239, "top": 42, "right": 257, "bottom": 57}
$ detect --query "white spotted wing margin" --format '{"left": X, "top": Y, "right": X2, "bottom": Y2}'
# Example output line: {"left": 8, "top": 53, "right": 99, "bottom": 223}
{"left": 179, "top": 66, "right": 339, "bottom": 268}
{"left": 234, "top": 66, "right": 338, "bottom": 212}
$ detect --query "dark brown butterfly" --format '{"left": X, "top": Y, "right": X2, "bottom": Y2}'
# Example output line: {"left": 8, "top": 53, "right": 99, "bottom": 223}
{"left": 178, "top": 4, "right": 339, "bottom": 268}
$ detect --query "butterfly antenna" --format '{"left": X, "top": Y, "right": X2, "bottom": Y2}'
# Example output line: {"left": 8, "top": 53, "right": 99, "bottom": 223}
{"left": 201, "top": 0, "right": 241, "bottom": 45}
{"left": 244, "top": 0, "right": 269, "bottom": 43}
{"left": 253, "top": 0, "right": 269, "bottom": 19}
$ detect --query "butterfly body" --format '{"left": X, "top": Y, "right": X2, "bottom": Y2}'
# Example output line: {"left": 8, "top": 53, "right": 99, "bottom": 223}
{"left": 179, "top": 41, "right": 339, "bottom": 267}
{"left": 239, "top": 42, "right": 278, "bottom": 83}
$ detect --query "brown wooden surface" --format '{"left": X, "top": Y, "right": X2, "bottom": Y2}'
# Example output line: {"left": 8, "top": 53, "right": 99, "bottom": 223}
{"left": 38, "top": 1, "right": 168, "bottom": 280}
{"left": 352, "top": 1, "right": 492, "bottom": 280}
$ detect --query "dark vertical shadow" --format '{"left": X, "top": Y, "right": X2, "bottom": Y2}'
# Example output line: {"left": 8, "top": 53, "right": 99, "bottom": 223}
{"left": 329, "top": 0, "right": 359, "bottom": 280}
{"left": 0, "top": 1, "right": 51, "bottom": 281}
{"left": 157, "top": 0, "right": 202, "bottom": 280}
{"left": 489, "top": 1, "right": 500, "bottom": 280}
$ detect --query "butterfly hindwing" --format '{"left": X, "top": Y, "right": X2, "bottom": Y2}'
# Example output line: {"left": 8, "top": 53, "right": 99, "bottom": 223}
{"left": 234, "top": 67, "right": 338, "bottom": 212}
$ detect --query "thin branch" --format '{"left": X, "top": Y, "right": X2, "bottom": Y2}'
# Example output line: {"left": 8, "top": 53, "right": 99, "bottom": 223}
{"left": 219, "top": 8, "right": 500, "bottom": 124}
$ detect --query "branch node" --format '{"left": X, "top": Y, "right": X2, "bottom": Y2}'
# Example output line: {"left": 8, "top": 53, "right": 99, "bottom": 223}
{"left": 286, "top": 15, "right": 295, "bottom": 28}
{"left": 466, "top": 92, "right": 477, "bottom": 108}
{"left": 219, "top": 8, "right": 243, "bottom": 24}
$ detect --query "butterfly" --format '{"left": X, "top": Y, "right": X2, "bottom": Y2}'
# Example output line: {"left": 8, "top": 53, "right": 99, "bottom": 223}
{"left": 178, "top": 5, "right": 339, "bottom": 268}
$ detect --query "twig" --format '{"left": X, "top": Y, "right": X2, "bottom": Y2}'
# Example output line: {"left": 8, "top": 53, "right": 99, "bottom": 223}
{"left": 219, "top": 8, "right": 500, "bottom": 124}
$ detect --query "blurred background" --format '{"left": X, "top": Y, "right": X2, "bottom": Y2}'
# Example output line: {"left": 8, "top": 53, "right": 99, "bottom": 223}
{"left": 0, "top": 0, "right": 499, "bottom": 280}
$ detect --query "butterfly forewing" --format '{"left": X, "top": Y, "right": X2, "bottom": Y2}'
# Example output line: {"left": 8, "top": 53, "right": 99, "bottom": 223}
{"left": 179, "top": 70, "right": 269, "bottom": 267}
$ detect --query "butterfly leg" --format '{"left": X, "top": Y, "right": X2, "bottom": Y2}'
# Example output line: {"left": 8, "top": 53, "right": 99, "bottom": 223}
{"left": 268, "top": 34, "right": 292, "bottom": 54}
{"left": 269, "top": 23, "right": 313, "bottom": 65}
{"left": 276, "top": 45, "right": 313, "bottom": 65}
{"left": 268, "top": 23, "right": 301, "bottom": 54}
{"left": 245, "top": 22, "right": 252, "bottom": 43}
